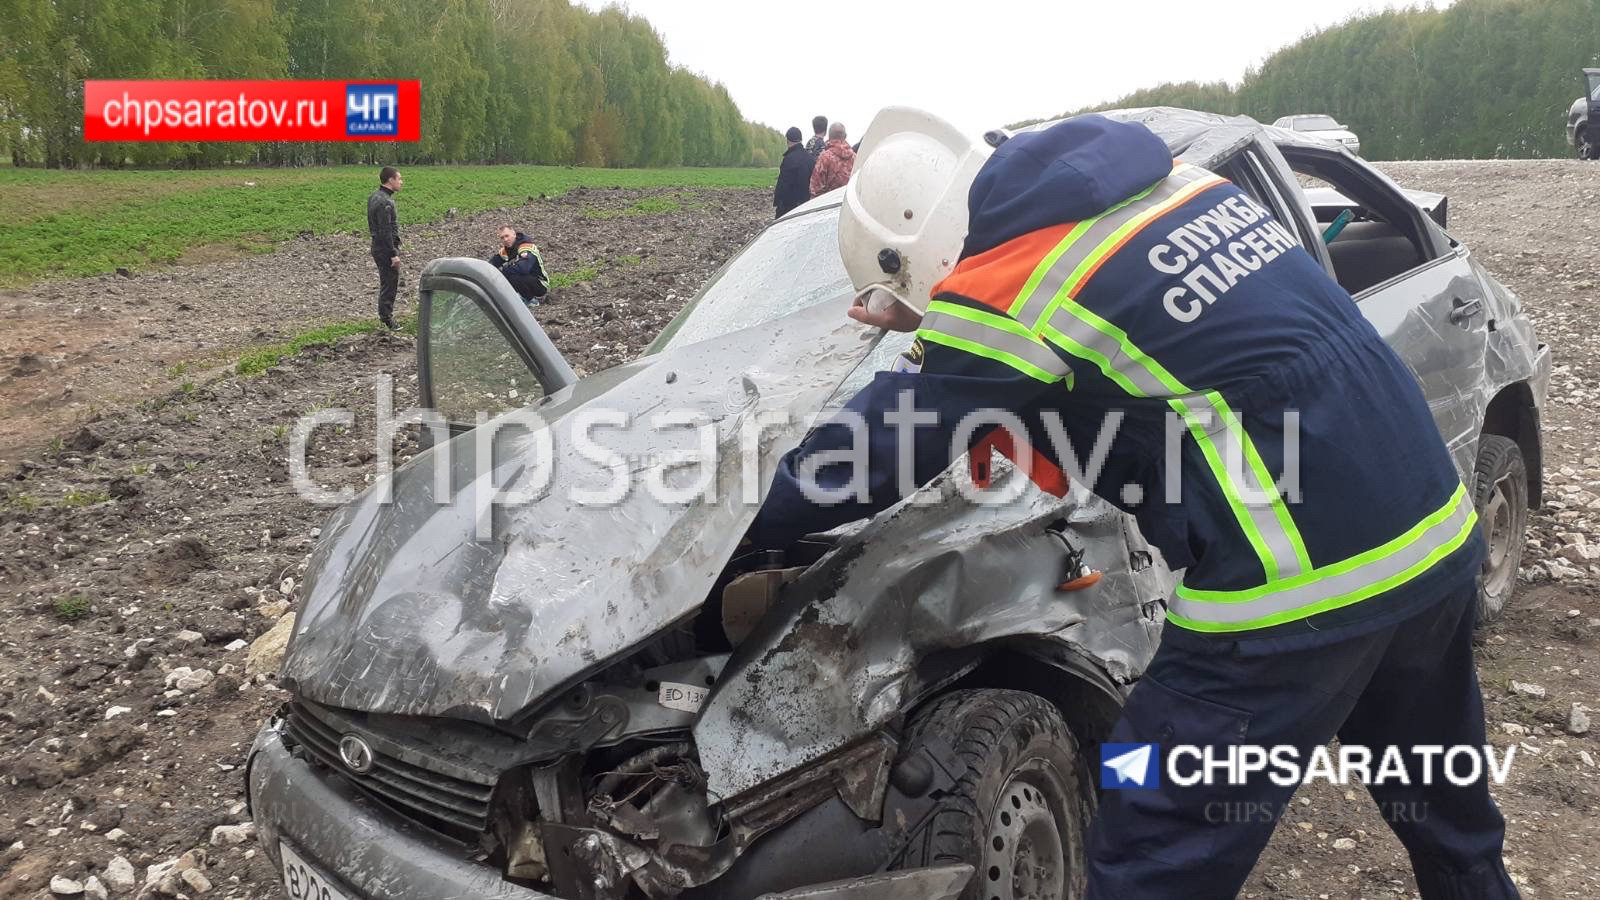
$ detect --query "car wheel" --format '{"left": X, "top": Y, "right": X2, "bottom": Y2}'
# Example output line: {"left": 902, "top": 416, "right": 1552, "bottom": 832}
{"left": 896, "top": 689, "right": 1092, "bottom": 900}
{"left": 1579, "top": 127, "right": 1599, "bottom": 160}
{"left": 1472, "top": 434, "right": 1528, "bottom": 625}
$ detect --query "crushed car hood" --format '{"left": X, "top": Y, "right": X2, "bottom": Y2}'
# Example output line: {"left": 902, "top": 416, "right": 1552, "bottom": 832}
{"left": 281, "top": 299, "right": 879, "bottom": 722}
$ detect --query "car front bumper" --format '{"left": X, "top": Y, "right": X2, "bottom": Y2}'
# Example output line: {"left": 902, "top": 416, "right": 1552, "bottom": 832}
{"left": 246, "top": 719, "right": 971, "bottom": 900}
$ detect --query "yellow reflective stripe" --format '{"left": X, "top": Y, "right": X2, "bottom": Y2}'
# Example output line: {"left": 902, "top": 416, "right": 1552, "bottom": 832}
{"left": 1005, "top": 179, "right": 1166, "bottom": 320}
{"left": 1168, "top": 395, "right": 1286, "bottom": 581}
{"left": 1041, "top": 301, "right": 1306, "bottom": 580}
{"left": 1205, "top": 393, "right": 1312, "bottom": 576}
{"left": 1021, "top": 165, "right": 1306, "bottom": 583}
{"left": 919, "top": 300, "right": 1069, "bottom": 384}
{"left": 918, "top": 331, "right": 1065, "bottom": 385}
{"left": 1168, "top": 486, "right": 1478, "bottom": 632}
{"left": 1033, "top": 171, "right": 1226, "bottom": 330}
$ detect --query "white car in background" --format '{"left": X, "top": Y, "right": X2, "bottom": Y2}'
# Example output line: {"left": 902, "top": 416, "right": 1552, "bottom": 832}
{"left": 1273, "top": 113, "right": 1361, "bottom": 155}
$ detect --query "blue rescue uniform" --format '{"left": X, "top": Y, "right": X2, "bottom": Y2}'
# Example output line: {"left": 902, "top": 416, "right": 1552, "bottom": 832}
{"left": 749, "top": 116, "right": 1516, "bottom": 898}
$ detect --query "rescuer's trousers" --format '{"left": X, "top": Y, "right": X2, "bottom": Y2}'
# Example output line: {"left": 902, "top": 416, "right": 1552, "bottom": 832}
{"left": 1085, "top": 581, "right": 1519, "bottom": 899}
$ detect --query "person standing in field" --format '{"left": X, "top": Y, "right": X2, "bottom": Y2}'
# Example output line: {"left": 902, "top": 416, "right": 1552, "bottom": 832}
{"left": 805, "top": 116, "right": 829, "bottom": 159}
{"left": 809, "top": 122, "right": 856, "bottom": 197}
{"left": 367, "top": 166, "right": 403, "bottom": 329}
{"left": 774, "top": 127, "right": 815, "bottom": 217}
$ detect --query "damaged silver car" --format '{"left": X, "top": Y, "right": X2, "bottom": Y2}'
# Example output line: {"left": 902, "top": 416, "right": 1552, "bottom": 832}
{"left": 245, "top": 108, "right": 1551, "bottom": 900}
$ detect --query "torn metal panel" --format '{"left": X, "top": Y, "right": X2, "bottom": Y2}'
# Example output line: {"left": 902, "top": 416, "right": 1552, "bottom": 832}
{"left": 1059, "top": 107, "right": 1262, "bottom": 170}
{"left": 284, "top": 299, "right": 882, "bottom": 721}
{"left": 695, "top": 470, "right": 1171, "bottom": 800}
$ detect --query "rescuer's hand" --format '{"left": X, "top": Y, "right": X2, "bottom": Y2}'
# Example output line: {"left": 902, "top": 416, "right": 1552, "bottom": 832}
{"left": 847, "top": 293, "right": 923, "bottom": 332}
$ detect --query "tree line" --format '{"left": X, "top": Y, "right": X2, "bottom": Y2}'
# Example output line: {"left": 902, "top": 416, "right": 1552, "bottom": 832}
{"left": 1013, "top": 0, "right": 1600, "bottom": 160}
{"left": 0, "top": 0, "right": 786, "bottom": 168}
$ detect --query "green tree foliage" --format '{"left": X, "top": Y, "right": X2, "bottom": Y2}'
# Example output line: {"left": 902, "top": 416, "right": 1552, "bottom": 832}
{"left": 1013, "top": 0, "right": 1600, "bottom": 159}
{"left": 0, "top": 0, "right": 783, "bottom": 167}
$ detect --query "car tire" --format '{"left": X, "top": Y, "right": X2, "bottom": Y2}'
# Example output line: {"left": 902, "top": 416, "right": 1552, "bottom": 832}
{"left": 896, "top": 689, "right": 1092, "bottom": 900}
{"left": 1472, "top": 434, "right": 1529, "bottom": 626}
{"left": 1579, "top": 126, "right": 1599, "bottom": 160}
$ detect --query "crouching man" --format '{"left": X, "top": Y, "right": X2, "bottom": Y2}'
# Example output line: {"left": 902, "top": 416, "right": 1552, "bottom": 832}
{"left": 489, "top": 224, "right": 550, "bottom": 306}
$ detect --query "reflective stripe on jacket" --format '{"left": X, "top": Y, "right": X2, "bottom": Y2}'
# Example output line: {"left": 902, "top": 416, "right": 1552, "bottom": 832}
{"left": 911, "top": 118, "right": 1478, "bottom": 635}
{"left": 488, "top": 232, "right": 549, "bottom": 300}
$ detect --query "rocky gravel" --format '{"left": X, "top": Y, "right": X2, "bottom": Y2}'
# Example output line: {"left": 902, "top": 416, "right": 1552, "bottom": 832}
{"left": 1, "top": 160, "right": 1598, "bottom": 899}
{"left": 1235, "top": 160, "right": 1600, "bottom": 899}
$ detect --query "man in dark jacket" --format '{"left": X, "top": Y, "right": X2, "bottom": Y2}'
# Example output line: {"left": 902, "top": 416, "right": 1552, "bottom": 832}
{"left": 366, "top": 166, "right": 403, "bottom": 329}
{"left": 774, "top": 127, "right": 814, "bottom": 218}
{"left": 805, "top": 115, "right": 828, "bottom": 159}
{"left": 488, "top": 225, "right": 550, "bottom": 305}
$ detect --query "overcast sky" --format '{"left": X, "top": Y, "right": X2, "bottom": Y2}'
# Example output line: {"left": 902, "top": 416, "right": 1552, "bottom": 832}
{"left": 576, "top": 0, "right": 1442, "bottom": 138}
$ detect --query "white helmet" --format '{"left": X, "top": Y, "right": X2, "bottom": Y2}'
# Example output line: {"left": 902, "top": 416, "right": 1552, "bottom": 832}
{"left": 838, "top": 107, "right": 993, "bottom": 315}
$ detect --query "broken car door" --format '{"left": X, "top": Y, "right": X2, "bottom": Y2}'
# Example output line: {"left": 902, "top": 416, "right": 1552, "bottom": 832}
{"left": 416, "top": 258, "right": 577, "bottom": 442}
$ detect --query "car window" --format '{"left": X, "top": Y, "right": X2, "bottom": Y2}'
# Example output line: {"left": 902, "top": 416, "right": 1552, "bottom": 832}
{"left": 1278, "top": 149, "right": 1441, "bottom": 297}
{"left": 425, "top": 289, "right": 545, "bottom": 424}
{"left": 1210, "top": 149, "right": 1311, "bottom": 247}
{"left": 650, "top": 207, "right": 853, "bottom": 353}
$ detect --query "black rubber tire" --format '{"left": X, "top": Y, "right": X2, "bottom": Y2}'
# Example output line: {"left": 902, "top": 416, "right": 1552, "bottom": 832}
{"left": 1472, "top": 434, "right": 1529, "bottom": 626}
{"left": 896, "top": 689, "right": 1092, "bottom": 900}
{"left": 1579, "top": 126, "right": 1600, "bottom": 160}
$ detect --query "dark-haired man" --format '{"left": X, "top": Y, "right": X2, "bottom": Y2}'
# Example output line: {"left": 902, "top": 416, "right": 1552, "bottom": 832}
{"left": 805, "top": 115, "right": 828, "bottom": 159}
{"left": 367, "top": 166, "right": 403, "bottom": 328}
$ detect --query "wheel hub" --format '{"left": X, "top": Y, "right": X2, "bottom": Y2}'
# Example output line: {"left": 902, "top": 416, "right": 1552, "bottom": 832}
{"left": 982, "top": 777, "right": 1065, "bottom": 900}
{"left": 1481, "top": 474, "right": 1517, "bottom": 599}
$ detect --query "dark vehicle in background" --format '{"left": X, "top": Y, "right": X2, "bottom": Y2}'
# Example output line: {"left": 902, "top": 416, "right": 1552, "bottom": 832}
{"left": 1566, "top": 68, "right": 1600, "bottom": 159}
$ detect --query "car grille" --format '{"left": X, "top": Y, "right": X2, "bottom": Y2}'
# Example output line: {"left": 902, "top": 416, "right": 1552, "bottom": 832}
{"left": 285, "top": 702, "right": 497, "bottom": 836}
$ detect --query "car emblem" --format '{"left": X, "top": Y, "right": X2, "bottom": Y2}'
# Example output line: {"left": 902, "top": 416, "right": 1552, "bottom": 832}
{"left": 338, "top": 734, "right": 374, "bottom": 774}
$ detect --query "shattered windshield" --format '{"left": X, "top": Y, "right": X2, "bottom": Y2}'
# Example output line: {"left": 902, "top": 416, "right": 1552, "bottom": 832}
{"left": 649, "top": 206, "right": 853, "bottom": 352}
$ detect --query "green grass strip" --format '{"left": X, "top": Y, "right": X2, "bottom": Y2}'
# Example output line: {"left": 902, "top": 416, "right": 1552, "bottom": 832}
{"left": 0, "top": 165, "right": 774, "bottom": 285}
{"left": 234, "top": 316, "right": 414, "bottom": 376}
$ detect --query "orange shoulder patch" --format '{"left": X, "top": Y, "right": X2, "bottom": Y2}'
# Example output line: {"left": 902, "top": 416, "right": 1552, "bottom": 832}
{"left": 931, "top": 223, "right": 1079, "bottom": 313}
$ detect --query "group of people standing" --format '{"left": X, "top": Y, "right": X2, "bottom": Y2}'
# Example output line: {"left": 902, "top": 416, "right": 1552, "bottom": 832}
{"left": 774, "top": 115, "right": 856, "bottom": 217}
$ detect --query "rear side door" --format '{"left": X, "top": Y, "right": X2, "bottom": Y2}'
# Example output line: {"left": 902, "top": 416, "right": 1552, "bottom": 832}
{"left": 415, "top": 258, "right": 577, "bottom": 445}
{"left": 1354, "top": 249, "right": 1490, "bottom": 475}
{"left": 1273, "top": 146, "right": 1490, "bottom": 477}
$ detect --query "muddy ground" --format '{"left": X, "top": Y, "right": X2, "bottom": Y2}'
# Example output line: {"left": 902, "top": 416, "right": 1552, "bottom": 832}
{"left": 1, "top": 162, "right": 1598, "bottom": 899}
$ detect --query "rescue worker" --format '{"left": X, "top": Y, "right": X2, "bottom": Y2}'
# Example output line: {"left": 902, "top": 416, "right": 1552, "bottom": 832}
{"left": 487, "top": 224, "right": 549, "bottom": 305}
{"left": 366, "top": 166, "right": 403, "bottom": 329}
{"left": 748, "top": 108, "right": 1516, "bottom": 898}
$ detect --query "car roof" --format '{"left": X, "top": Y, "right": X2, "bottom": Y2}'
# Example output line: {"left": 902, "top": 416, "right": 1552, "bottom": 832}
{"left": 776, "top": 192, "right": 843, "bottom": 221}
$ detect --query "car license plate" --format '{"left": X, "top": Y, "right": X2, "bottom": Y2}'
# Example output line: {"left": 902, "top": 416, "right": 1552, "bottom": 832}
{"left": 280, "top": 842, "right": 355, "bottom": 900}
